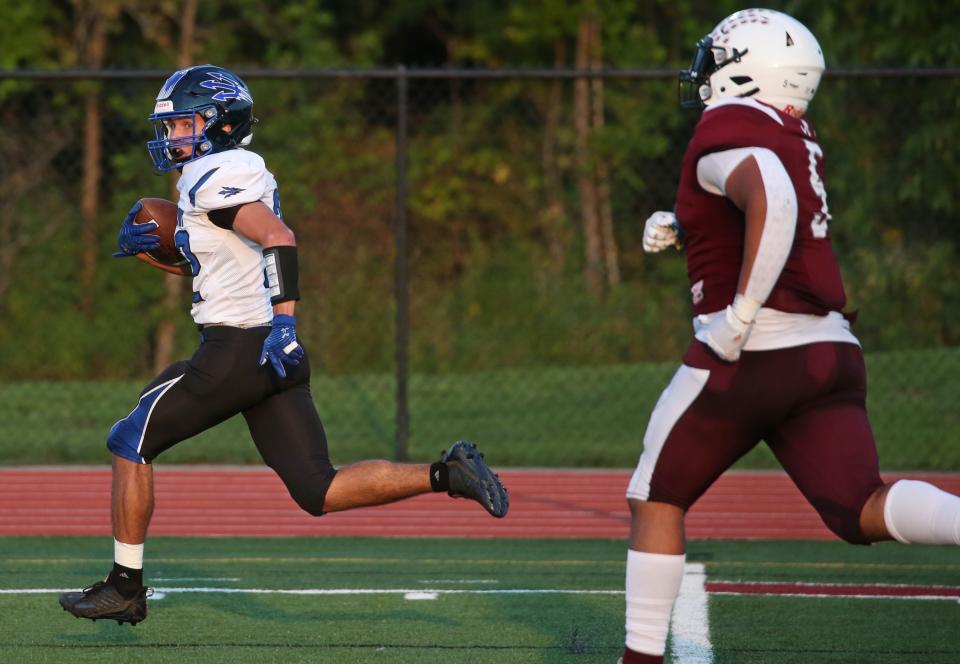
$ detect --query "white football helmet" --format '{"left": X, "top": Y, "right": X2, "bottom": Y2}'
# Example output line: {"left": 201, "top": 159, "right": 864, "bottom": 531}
{"left": 680, "top": 8, "right": 825, "bottom": 115}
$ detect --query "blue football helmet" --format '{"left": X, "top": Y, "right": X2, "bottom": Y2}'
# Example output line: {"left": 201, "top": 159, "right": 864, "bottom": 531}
{"left": 147, "top": 64, "right": 257, "bottom": 173}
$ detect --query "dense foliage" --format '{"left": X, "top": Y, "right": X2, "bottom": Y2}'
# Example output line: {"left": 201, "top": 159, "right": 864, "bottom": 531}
{"left": 1, "top": 0, "right": 957, "bottom": 380}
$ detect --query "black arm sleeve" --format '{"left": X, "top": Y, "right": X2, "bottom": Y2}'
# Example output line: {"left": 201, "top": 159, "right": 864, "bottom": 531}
{"left": 262, "top": 245, "right": 300, "bottom": 304}
{"left": 207, "top": 204, "right": 243, "bottom": 229}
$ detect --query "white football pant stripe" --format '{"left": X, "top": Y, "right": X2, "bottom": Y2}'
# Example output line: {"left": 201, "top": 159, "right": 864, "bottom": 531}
{"left": 626, "top": 365, "right": 709, "bottom": 500}
{"left": 134, "top": 375, "right": 185, "bottom": 460}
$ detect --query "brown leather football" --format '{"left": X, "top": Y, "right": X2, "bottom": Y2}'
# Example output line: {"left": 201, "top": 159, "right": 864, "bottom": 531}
{"left": 134, "top": 198, "right": 191, "bottom": 276}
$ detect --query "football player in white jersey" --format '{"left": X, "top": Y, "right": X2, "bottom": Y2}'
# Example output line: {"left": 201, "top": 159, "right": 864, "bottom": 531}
{"left": 60, "top": 65, "right": 509, "bottom": 626}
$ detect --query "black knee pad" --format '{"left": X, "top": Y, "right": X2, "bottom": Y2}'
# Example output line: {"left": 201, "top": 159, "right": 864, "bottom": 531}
{"left": 286, "top": 466, "right": 338, "bottom": 517}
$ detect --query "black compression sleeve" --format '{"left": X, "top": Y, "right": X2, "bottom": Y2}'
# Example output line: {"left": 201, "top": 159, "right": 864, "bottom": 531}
{"left": 262, "top": 245, "right": 301, "bottom": 304}
{"left": 207, "top": 204, "right": 243, "bottom": 229}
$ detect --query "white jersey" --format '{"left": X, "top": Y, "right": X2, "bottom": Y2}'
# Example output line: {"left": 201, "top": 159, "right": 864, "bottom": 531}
{"left": 175, "top": 149, "right": 278, "bottom": 326}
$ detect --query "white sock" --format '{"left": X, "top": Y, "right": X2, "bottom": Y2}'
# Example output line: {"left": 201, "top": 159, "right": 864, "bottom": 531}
{"left": 114, "top": 539, "right": 144, "bottom": 569}
{"left": 625, "top": 549, "right": 686, "bottom": 655}
{"left": 883, "top": 480, "right": 960, "bottom": 545}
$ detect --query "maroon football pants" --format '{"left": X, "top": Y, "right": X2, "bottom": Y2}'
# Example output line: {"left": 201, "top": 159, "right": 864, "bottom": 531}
{"left": 628, "top": 341, "right": 883, "bottom": 543}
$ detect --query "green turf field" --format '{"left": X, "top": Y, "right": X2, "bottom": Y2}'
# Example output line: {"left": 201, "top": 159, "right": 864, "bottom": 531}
{"left": 2, "top": 346, "right": 958, "bottom": 470}
{"left": 2, "top": 537, "right": 958, "bottom": 663}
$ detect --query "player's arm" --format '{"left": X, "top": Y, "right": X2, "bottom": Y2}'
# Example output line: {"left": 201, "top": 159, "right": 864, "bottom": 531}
{"left": 724, "top": 150, "right": 797, "bottom": 313}
{"left": 231, "top": 202, "right": 298, "bottom": 316}
{"left": 137, "top": 253, "right": 194, "bottom": 277}
{"left": 191, "top": 160, "right": 296, "bottom": 314}
{"left": 696, "top": 147, "right": 798, "bottom": 360}
{"left": 229, "top": 201, "right": 304, "bottom": 378}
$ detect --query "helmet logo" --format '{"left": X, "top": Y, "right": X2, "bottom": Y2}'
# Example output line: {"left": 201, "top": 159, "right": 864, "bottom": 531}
{"left": 786, "top": 32, "right": 795, "bottom": 46}
{"left": 199, "top": 72, "right": 253, "bottom": 103}
{"left": 713, "top": 8, "right": 771, "bottom": 45}
{"left": 156, "top": 67, "right": 192, "bottom": 100}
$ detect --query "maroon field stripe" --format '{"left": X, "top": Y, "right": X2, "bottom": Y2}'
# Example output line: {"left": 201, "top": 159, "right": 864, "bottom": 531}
{"left": 1, "top": 468, "right": 958, "bottom": 539}
{"left": 706, "top": 580, "right": 960, "bottom": 599}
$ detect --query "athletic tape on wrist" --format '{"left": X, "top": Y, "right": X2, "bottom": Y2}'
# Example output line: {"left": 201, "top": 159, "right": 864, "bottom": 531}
{"left": 262, "top": 245, "right": 301, "bottom": 304}
{"left": 731, "top": 294, "right": 762, "bottom": 325}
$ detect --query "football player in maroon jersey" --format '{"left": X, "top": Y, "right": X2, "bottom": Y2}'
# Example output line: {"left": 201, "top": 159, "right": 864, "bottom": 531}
{"left": 621, "top": 9, "right": 960, "bottom": 663}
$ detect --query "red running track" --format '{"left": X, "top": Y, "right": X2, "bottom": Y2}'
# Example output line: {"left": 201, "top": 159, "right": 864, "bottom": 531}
{"left": 1, "top": 467, "right": 957, "bottom": 539}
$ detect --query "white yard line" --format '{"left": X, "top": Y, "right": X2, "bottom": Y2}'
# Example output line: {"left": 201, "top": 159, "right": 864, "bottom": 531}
{"left": 4, "top": 582, "right": 958, "bottom": 601}
{"left": 2, "top": 587, "right": 623, "bottom": 596}
{"left": 670, "top": 563, "right": 714, "bottom": 663}
{"left": 6, "top": 577, "right": 958, "bottom": 607}
{"left": 151, "top": 577, "right": 241, "bottom": 581}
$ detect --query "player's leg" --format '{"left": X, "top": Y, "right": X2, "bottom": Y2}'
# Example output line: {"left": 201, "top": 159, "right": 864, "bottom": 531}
{"left": 623, "top": 360, "right": 763, "bottom": 663}
{"left": 858, "top": 477, "right": 960, "bottom": 545}
{"left": 106, "top": 347, "right": 255, "bottom": 532}
{"left": 328, "top": 440, "right": 508, "bottom": 516}
{"left": 106, "top": 360, "right": 186, "bottom": 553}
{"left": 774, "top": 403, "right": 960, "bottom": 546}
{"left": 112, "top": 456, "right": 154, "bottom": 542}
{"left": 243, "top": 385, "right": 509, "bottom": 517}
{"left": 58, "top": 359, "right": 189, "bottom": 624}
{"left": 766, "top": 343, "right": 884, "bottom": 543}
{"left": 858, "top": 483, "right": 893, "bottom": 540}
{"left": 767, "top": 343, "right": 959, "bottom": 546}
{"left": 324, "top": 460, "right": 430, "bottom": 511}
{"left": 867, "top": 479, "right": 960, "bottom": 545}
{"left": 768, "top": 393, "right": 883, "bottom": 544}
{"left": 624, "top": 499, "right": 686, "bottom": 664}
{"left": 62, "top": 331, "right": 270, "bottom": 623}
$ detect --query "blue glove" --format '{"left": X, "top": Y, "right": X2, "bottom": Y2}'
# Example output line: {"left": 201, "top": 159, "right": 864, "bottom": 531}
{"left": 112, "top": 201, "right": 161, "bottom": 257}
{"left": 260, "top": 314, "right": 304, "bottom": 378}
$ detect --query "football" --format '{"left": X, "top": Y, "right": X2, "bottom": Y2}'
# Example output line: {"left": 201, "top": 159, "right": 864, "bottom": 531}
{"left": 134, "top": 198, "right": 191, "bottom": 276}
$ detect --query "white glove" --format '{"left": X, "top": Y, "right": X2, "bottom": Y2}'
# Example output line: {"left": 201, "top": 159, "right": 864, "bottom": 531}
{"left": 696, "top": 295, "right": 762, "bottom": 362}
{"left": 642, "top": 211, "right": 683, "bottom": 253}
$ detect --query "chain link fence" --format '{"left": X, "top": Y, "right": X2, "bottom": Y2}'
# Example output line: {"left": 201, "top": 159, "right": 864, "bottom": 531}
{"left": 0, "top": 69, "right": 957, "bottom": 470}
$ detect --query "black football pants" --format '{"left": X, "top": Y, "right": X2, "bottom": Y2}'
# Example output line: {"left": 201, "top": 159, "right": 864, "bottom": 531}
{"left": 106, "top": 325, "right": 337, "bottom": 515}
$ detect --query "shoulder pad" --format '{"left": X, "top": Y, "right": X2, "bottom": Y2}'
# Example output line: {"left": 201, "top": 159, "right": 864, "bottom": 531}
{"left": 186, "top": 155, "right": 268, "bottom": 212}
{"left": 702, "top": 98, "right": 785, "bottom": 126}
{"left": 692, "top": 99, "right": 785, "bottom": 155}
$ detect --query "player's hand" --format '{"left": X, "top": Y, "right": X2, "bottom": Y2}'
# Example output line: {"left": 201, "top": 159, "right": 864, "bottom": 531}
{"left": 642, "top": 211, "right": 684, "bottom": 253}
{"left": 260, "top": 314, "right": 304, "bottom": 379}
{"left": 698, "top": 295, "right": 762, "bottom": 362}
{"left": 112, "top": 201, "right": 160, "bottom": 257}
{"left": 699, "top": 305, "right": 753, "bottom": 362}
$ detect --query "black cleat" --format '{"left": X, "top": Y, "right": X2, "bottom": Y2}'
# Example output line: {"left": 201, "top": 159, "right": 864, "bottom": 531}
{"left": 441, "top": 440, "right": 509, "bottom": 518}
{"left": 59, "top": 580, "right": 150, "bottom": 626}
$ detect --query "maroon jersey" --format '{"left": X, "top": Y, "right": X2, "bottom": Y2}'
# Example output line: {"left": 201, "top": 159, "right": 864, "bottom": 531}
{"left": 675, "top": 98, "right": 847, "bottom": 316}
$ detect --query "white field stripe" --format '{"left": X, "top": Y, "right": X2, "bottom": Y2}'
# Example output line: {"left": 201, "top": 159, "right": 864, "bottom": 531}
{"left": 151, "top": 577, "right": 241, "bottom": 581}
{"left": 151, "top": 588, "right": 625, "bottom": 595}
{"left": 6, "top": 585, "right": 960, "bottom": 601}
{"left": 404, "top": 592, "right": 438, "bottom": 600}
{"left": 670, "top": 563, "right": 714, "bottom": 663}
{"left": 8, "top": 588, "right": 622, "bottom": 596}
{"left": 7, "top": 588, "right": 958, "bottom": 600}
{"left": 417, "top": 579, "right": 500, "bottom": 585}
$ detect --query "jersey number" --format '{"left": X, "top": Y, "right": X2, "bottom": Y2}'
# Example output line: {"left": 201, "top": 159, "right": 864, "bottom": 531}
{"left": 175, "top": 207, "right": 201, "bottom": 276}
{"left": 802, "top": 138, "right": 831, "bottom": 239}
{"left": 273, "top": 188, "right": 283, "bottom": 220}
